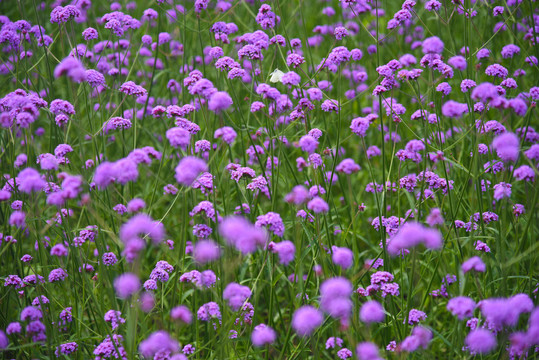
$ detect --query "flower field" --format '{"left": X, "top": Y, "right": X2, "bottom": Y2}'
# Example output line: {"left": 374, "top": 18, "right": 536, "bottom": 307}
{"left": 0, "top": 0, "right": 538, "bottom": 358}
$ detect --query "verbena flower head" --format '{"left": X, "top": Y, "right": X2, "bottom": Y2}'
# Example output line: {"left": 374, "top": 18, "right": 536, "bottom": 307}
{"left": 292, "top": 306, "right": 323, "bottom": 337}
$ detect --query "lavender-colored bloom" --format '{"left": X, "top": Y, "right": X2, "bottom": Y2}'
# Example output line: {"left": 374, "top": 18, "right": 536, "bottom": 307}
{"left": 119, "top": 214, "right": 165, "bottom": 245}
{"left": 223, "top": 282, "right": 251, "bottom": 311}
{"left": 320, "top": 277, "right": 353, "bottom": 320}
{"left": 102, "top": 252, "right": 118, "bottom": 266}
{"left": 447, "top": 296, "right": 476, "bottom": 320}
{"left": 82, "top": 27, "right": 98, "bottom": 40}
{"left": 119, "top": 81, "right": 147, "bottom": 97}
{"left": 171, "top": 305, "right": 192, "bottom": 324}
{"left": 331, "top": 246, "right": 353, "bottom": 269}
{"left": 292, "top": 306, "right": 323, "bottom": 337}
{"left": 139, "top": 331, "right": 180, "bottom": 359}
{"left": 465, "top": 329, "right": 497, "bottom": 354}
{"left": 336, "top": 158, "right": 360, "bottom": 174}
{"left": 9, "top": 210, "right": 25, "bottom": 228}
{"left": 387, "top": 222, "right": 442, "bottom": 255}
{"left": 166, "top": 127, "right": 190, "bottom": 150}
{"left": 493, "top": 182, "right": 511, "bottom": 201}
{"left": 422, "top": 36, "right": 444, "bottom": 54}
{"left": 360, "top": 300, "right": 385, "bottom": 323}
{"left": 113, "top": 273, "right": 140, "bottom": 299}
{"left": 54, "top": 57, "right": 86, "bottom": 83}
{"left": 337, "top": 348, "right": 352, "bottom": 359}
{"left": 255, "top": 212, "right": 285, "bottom": 237}
{"left": 193, "top": 240, "right": 221, "bottom": 264}
{"left": 1, "top": 330, "right": 12, "bottom": 348}
{"left": 461, "top": 256, "right": 486, "bottom": 273}
{"left": 271, "top": 241, "right": 295, "bottom": 265}
{"left": 307, "top": 196, "right": 329, "bottom": 214}
{"left": 17, "top": 168, "right": 46, "bottom": 193}
{"left": 175, "top": 157, "right": 208, "bottom": 186}
{"left": 408, "top": 309, "right": 427, "bottom": 325}
{"left": 514, "top": 165, "right": 535, "bottom": 181}
{"left": 251, "top": 324, "right": 277, "bottom": 346}
{"left": 219, "top": 216, "right": 268, "bottom": 253}
{"left": 48, "top": 268, "right": 68, "bottom": 283}
{"left": 401, "top": 326, "right": 432, "bottom": 352}
{"left": 208, "top": 91, "right": 233, "bottom": 113}
{"left": 492, "top": 132, "right": 519, "bottom": 162}
{"left": 356, "top": 342, "right": 382, "bottom": 360}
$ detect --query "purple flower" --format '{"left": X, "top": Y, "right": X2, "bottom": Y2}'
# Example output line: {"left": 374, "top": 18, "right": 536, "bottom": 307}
{"left": 356, "top": 342, "right": 382, "bottom": 360}
{"left": 17, "top": 168, "right": 46, "bottom": 193}
{"left": 331, "top": 246, "right": 353, "bottom": 269}
{"left": 175, "top": 157, "right": 208, "bottom": 186}
{"left": 360, "top": 301, "right": 385, "bottom": 323}
{"left": 320, "top": 277, "right": 353, "bottom": 320}
{"left": 400, "top": 326, "right": 432, "bottom": 352}
{"left": 223, "top": 282, "right": 251, "bottom": 311}
{"left": 113, "top": 273, "right": 140, "bottom": 299}
{"left": 219, "top": 216, "right": 268, "bottom": 254}
{"left": 292, "top": 306, "right": 323, "bottom": 337}
{"left": 9, "top": 210, "right": 25, "bottom": 228}
{"left": 139, "top": 331, "right": 180, "bottom": 359}
{"left": 119, "top": 81, "right": 147, "bottom": 97}
{"left": 337, "top": 348, "right": 353, "bottom": 359}
{"left": 171, "top": 305, "right": 192, "bottom": 324}
{"left": 48, "top": 268, "right": 68, "bottom": 283}
{"left": 447, "top": 296, "right": 476, "bottom": 320}
{"left": 208, "top": 91, "right": 233, "bottom": 113}
{"left": 408, "top": 309, "right": 427, "bottom": 325}
{"left": 493, "top": 182, "right": 512, "bottom": 201}
{"left": 54, "top": 57, "right": 86, "bottom": 83}
{"left": 334, "top": 26, "right": 348, "bottom": 40}
{"left": 102, "top": 252, "right": 118, "bottom": 266}
{"left": 492, "top": 132, "right": 519, "bottom": 162}
{"left": 193, "top": 240, "right": 221, "bottom": 264}
{"left": 255, "top": 212, "right": 285, "bottom": 237}
{"left": 461, "top": 256, "right": 486, "bottom": 273}
{"left": 465, "top": 329, "right": 497, "bottom": 354}
{"left": 387, "top": 222, "right": 443, "bottom": 255}
{"left": 422, "top": 36, "right": 444, "bottom": 54}
{"left": 271, "top": 241, "right": 296, "bottom": 265}
{"left": 82, "top": 27, "right": 98, "bottom": 40}
{"left": 166, "top": 127, "right": 190, "bottom": 150}
{"left": 251, "top": 324, "right": 277, "bottom": 346}
{"left": 307, "top": 196, "right": 329, "bottom": 214}
{"left": 514, "top": 165, "right": 535, "bottom": 181}
{"left": 119, "top": 214, "right": 165, "bottom": 245}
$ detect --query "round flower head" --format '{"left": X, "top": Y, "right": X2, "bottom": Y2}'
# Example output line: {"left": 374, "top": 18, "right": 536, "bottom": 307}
{"left": 331, "top": 246, "right": 353, "bottom": 269}
{"left": 193, "top": 240, "right": 221, "bottom": 264}
{"left": 139, "top": 331, "right": 180, "bottom": 359}
{"left": 360, "top": 300, "right": 385, "bottom": 323}
{"left": 447, "top": 296, "right": 476, "bottom": 320}
{"left": 175, "top": 157, "right": 208, "bottom": 186}
{"left": 114, "top": 273, "right": 140, "bottom": 299}
{"left": 356, "top": 342, "right": 382, "bottom": 360}
{"left": 292, "top": 306, "right": 323, "bottom": 337}
{"left": 422, "top": 36, "right": 444, "bottom": 54}
{"left": 461, "top": 256, "right": 486, "bottom": 273}
{"left": 387, "top": 222, "right": 443, "bottom": 255}
{"left": 208, "top": 91, "right": 233, "bottom": 113}
{"left": 492, "top": 132, "right": 519, "bottom": 162}
{"left": 465, "top": 329, "right": 497, "bottom": 354}
{"left": 320, "top": 277, "right": 353, "bottom": 320}
{"left": 171, "top": 305, "right": 192, "bottom": 324}
{"left": 272, "top": 240, "right": 296, "bottom": 265}
{"left": 223, "top": 282, "right": 251, "bottom": 311}
{"left": 251, "top": 324, "right": 276, "bottom": 347}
